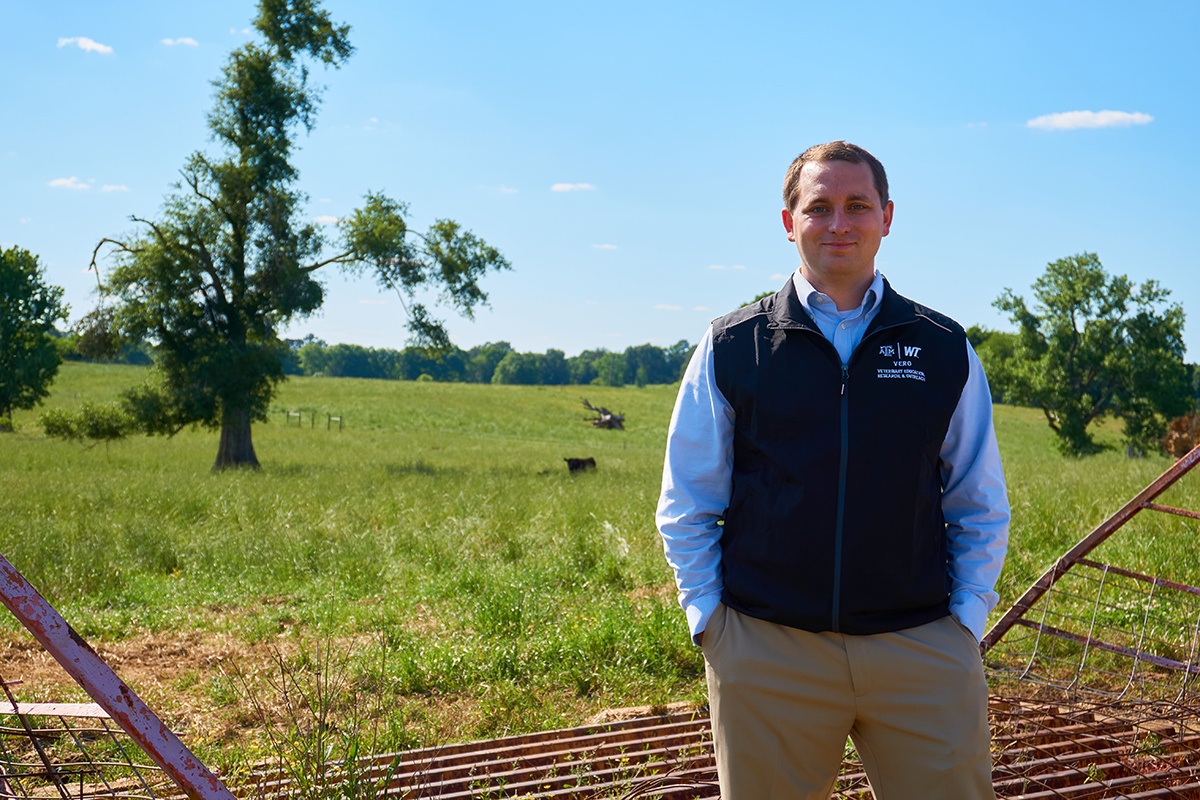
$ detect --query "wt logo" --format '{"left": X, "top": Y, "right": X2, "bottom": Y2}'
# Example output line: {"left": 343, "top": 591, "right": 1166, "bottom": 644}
{"left": 885, "top": 342, "right": 922, "bottom": 368}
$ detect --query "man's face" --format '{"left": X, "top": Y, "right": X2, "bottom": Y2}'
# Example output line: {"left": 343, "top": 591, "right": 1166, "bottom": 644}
{"left": 781, "top": 159, "right": 893, "bottom": 290}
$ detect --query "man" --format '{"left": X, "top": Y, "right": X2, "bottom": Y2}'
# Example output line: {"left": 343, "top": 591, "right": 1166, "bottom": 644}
{"left": 656, "top": 141, "right": 1008, "bottom": 799}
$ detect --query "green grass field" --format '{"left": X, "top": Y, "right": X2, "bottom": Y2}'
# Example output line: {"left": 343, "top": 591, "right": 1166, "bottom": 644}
{"left": 2, "top": 362, "right": 1198, "bottom": 770}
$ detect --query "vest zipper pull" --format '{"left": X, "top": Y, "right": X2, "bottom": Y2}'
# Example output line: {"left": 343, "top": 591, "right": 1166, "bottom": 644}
{"left": 841, "top": 364, "right": 848, "bottom": 396}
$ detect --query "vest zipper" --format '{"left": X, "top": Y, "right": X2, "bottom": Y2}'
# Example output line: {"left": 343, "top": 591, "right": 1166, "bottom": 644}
{"left": 831, "top": 320, "right": 914, "bottom": 632}
{"left": 832, "top": 362, "right": 849, "bottom": 632}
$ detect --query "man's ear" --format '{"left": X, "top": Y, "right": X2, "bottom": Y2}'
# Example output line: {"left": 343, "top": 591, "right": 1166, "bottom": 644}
{"left": 781, "top": 208, "right": 796, "bottom": 242}
{"left": 881, "top": 200, "right": 894, "bottom": 237}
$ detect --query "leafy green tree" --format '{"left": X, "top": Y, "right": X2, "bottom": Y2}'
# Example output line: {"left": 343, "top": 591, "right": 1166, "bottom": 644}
{"left": 539, "top": 348, "right": 570, "bottom": 385}
{"left": 593, "top": 352, "right": 628, "bottom": 387}
{"left": 993, "top": 252, "right": 1190, "bottom": 455}
{"left": 397, "top": 346, "right": 464, "bottom": 382}
{"left": 567, "top": 349, "right": 605, "bottom": 385}
{"left": 964, "top": 326, "right": 1017, "bottom": 404}
{"left": 465, "top": 341, "right": 513, "bottom": 383}
{"left": 623, "top": 343, "right": 671, "bottom": 386}
{"left": 491, "top": 351, "right": 541, "bottom": 385}
{"left": 0, "top": 246, "right": 68, "bottom": 430}
{"left": 88, "top": 0, "right": 508, "bottom": 469}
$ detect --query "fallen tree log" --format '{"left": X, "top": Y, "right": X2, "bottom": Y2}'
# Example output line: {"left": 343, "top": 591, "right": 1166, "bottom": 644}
{"left": 581, "top": 398, "right": 624, "bottom": 430}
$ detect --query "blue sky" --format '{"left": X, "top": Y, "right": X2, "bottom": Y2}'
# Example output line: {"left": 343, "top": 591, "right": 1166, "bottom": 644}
{"left": 4, "top": 1, "right": 1199, "bottom": 358}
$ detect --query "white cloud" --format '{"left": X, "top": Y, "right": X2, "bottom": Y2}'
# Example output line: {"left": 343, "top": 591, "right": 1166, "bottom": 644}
{"left": 101, "top": 184, "right": 129, "bottom": 192}
{"left": 498, "top": 185, "right": 519, "bottom": 195}
{"left": 770, "top": 273, "right": 790, "bottom": 282}
{"left": 230, "top": 27, "right": 252, "bottom": 36}
{"left": 57, "top": 36, "right": 113, "bottom": 54}
{"left": 1026, "top": 110, "right": 1153, "bottom": 130}
{"left": 161, "top": 37, "right": 199, "bottom": 47}
{"left": 693, "top": 306, "right": 710, "bottom": 312}
{"left": 655, "top": 304, "right": 683, "bottom": 311}
{"left": 551, "top": 182, "right": 595, "bottom": 192}
{"left": 707, "top": 264, "right": 746, "bottom": 271}
{"left": 592, "top": 243, "right": 617, "bottom": 250}
{"left": 49, "top": 176, "right": 89, "bottom": 190}
{"left": 19, "top": 217, "right": 31, "bottom": 224}
{"left": 314, "top": 215, "right": 340, "bottom": 225}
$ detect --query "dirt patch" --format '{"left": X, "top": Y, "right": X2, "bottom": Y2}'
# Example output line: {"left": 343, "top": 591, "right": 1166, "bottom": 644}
{"left": 0, "top": 628, "right": 295, "bottom": 747}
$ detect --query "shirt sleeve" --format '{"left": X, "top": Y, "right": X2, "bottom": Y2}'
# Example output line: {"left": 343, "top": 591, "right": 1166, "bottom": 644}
{"left": 939, "top": 340, "right": 1010, "bottom": 642}
{"left": 655, "top": 326, "right": 734, "bottom": 644}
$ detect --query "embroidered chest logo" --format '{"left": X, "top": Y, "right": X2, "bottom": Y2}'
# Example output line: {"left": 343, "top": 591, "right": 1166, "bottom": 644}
{"left": 876, "top": 342, "right": 926, "bottom": 382}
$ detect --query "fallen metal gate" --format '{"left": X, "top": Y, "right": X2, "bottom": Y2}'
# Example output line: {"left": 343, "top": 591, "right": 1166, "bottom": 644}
{"left": 0, "top": 555, "right": 236, "bottom": 800}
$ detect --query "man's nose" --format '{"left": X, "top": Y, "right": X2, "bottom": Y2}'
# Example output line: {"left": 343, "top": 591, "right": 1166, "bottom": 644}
{"left": 828, "top": 209, "right": 850, "bottom": 233}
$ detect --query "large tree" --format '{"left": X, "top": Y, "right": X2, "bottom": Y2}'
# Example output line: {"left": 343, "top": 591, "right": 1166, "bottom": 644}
{"left": 993, "top": 252, "right": 1190, "bottom": 455}
{"left": 0, "top": 246, "right": 68, "bottom": 431}
{"left": 90, "top": 0, "right": 509, "bottom": 469}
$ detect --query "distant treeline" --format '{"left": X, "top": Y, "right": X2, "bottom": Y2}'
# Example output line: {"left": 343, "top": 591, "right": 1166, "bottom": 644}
{"left": 51, "top": 329, "right": 697, "bottom": 386}
{"left": 281, "top": 337, "right": 697, "bottom": 386}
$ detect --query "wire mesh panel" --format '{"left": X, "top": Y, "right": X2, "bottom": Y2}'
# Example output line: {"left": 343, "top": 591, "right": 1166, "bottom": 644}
{"left": 985, "top": 559, "right": 1200, "bottom": 701}
{"left": 984, "top": 445, "right": 1200, "bottom": 702}
{"left": 0, "top": 701, "right": 175, "bottom": 799}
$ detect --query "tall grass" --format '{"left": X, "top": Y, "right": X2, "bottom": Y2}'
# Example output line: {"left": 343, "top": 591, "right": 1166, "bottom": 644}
{"left": 1, "top": 362, "right": 1197, "bottom": 766}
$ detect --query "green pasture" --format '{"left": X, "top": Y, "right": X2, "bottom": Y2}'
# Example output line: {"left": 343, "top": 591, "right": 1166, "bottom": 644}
{"left": 1, "top": 362, "right": 1198, "bottom": 766}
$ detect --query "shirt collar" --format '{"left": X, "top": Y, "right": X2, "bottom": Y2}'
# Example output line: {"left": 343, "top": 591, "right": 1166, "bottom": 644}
{"left": 791, "top": 269, "right": 884, "bottom": 319}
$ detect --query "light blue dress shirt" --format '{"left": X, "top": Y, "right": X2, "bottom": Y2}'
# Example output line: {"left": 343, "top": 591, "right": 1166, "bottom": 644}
{"left": 656, "top": 270, "right": 1009, "bottom": 643}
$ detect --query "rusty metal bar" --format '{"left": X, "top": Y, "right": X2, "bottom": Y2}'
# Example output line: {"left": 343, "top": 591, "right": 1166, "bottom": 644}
{"left": 983, "top": 442, "right": 1200, "bottom": 653}
{"left": 1, "top": 702, "right": 109, "bottom": 718}
{"left": 1074, "top": 558, "right": 1200, "bottom": 598}
{"left": 0, "top": 553, "right": 236, "bottom": 800}
{"left": 1012, "top": 619, "right": 1200, "bottom": 675}
{"left": 1141, "top": 502, "right": 1200, "bottom": 521}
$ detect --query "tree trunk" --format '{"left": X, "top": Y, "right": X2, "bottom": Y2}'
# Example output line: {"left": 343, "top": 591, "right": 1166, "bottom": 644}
{"left": 213, "top": 402, "right": 259, "bottom": 470}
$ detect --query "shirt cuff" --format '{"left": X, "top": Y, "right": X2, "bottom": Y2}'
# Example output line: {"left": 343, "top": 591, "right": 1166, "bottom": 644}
{"left": 686, "top": 593, "right": 723, "bottom": 645}
{"left": 949, "top": 591, "right": 990, "bottom": 642}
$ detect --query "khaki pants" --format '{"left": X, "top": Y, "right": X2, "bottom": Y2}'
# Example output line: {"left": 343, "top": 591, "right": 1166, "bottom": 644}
{"left": 703, "top": 604, "right": 994, "bottom": 800}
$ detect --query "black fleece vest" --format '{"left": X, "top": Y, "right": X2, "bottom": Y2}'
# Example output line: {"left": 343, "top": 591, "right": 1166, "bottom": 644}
{"left": 713, "top": 278, "right": 969, "bottom": 635}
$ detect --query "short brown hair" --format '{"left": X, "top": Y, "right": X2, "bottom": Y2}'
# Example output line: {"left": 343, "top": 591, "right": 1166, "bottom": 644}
{"left": 782, "top": 141, "right": 889, "bottom": 212}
